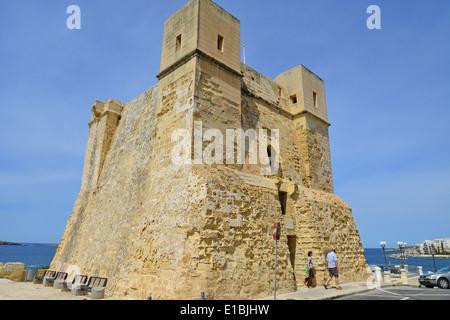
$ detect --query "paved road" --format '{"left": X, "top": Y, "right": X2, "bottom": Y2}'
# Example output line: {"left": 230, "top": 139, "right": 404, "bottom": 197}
{"left": 336, "top": 286, "right": 450, "bottom": 300}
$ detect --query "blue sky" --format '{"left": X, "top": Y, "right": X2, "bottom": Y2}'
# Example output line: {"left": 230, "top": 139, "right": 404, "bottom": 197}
{"left": 0, "top": 0, "right": 449, "bottom": 248}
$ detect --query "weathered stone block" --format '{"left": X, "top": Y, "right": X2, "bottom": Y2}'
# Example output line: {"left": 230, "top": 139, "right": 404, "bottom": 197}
{"left": 1, "top": 263, "right": 25, "bottom": 282}
{"left": 72, "top": 286, "right": 87, "bottom": 296}
{"left": 91, "top": 287, "right": 105, "bottom": 299}
{"left": 54, "top": 279, "right": 64, "bottom": 289}
{"left": 43, "top": 278, "right": 52, "bottom": 287}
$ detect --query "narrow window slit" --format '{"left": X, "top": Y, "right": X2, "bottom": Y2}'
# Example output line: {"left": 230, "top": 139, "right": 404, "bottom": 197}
{"left": 217, "top": 35, "right": 224, "bottom": 52}
{"left": 176, "top": 34, "right": 182, "bottom": 52}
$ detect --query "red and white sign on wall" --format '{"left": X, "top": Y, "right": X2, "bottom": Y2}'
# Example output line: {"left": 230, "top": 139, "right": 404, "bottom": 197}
{"left": 273, "top": 222, "right": 281, "bottom": 240}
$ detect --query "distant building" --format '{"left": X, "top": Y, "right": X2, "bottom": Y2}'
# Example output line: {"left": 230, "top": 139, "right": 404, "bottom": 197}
{"left": 418, "top": 238, "right": 450, "bottom": 254}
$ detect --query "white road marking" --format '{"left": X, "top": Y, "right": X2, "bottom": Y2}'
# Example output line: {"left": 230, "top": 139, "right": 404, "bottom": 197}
{"left": 376, "top": 288, "right": 402, "bottom": 296}
{"left": 376, "top": 288, "right": 411, "bottom": 300}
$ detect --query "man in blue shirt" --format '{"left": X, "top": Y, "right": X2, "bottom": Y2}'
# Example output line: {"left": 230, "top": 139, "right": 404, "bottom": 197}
{"left": 324, "top": 248, "right": 342, "bottom": 289}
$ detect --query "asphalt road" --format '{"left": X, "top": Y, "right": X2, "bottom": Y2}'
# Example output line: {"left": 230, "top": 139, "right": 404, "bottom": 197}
{"left": 336, "top": 286, "right": 450, "bottom": 300}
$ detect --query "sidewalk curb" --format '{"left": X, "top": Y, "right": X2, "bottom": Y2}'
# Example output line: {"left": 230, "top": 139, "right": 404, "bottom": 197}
{"left": 257, "top": 282, "right": 402, "bottom": 300}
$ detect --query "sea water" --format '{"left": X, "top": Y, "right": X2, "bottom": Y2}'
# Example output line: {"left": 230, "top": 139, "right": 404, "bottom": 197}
{"left": 364, "top": 248, "right": 450, "bottom": 273}
{"left": 0, "top": 244, "right": 58, "bottom": 268}
{"left": 1, "top": 245, "right": 448, "bottom": 273}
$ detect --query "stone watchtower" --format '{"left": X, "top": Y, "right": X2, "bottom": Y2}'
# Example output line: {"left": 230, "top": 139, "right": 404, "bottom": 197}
{"left": 51, "top": 0, "right": 368, "bottom": 300}
{"left": 156, "top": 0, "right": 242, "bottom": 151}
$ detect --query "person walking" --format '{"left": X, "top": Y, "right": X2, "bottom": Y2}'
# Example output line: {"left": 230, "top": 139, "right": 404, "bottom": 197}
{"left": 304, "top": 251, "right": 315, "bottom": 288}
{"left": 324, "top": 248, "right": 342, "bottom": 290}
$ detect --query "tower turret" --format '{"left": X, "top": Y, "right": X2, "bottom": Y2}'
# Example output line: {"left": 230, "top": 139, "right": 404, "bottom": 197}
{"left": 274, "top": 65, "right": 333, "bottom": 192}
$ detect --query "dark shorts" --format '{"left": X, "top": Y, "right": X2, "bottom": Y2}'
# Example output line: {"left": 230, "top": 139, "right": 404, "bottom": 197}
{"left": 328, "top": 267, "right": 339, "bottom": 278}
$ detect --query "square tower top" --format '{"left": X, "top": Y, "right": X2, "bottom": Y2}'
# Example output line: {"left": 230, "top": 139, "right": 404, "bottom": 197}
{"left": 159, "top": 0, "right": 241, "bottom": 75}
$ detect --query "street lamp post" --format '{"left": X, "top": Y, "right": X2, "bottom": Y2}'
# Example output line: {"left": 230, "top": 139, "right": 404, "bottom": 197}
{"left": 431, "top": 244, "right": 437, "bottom": 272}
{"left": 397, "top": 242, "right": 405, "bottom": 268}
{"left": 403, "top": 242, "right": 407, "bottom": 265}
{"left": 380, "top": 241, "right": 387, "bottom": 271}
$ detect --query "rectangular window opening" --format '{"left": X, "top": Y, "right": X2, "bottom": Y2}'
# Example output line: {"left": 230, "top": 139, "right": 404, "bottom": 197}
{"left": 278, "top": 191, "right": 287, "bottom": 215}
{"left": 313, "top": 91, "right": 318, "bottom": 108}
{"left": 217, "top": 35, "right": 224, "bottom": 52}
{"left": 287, "top": 235, "right": 296, "bottom": 269}
{"left": 176, "top": 34, "right": 182, "bottom": 52}
{"left": 290, "top": 94, "right": 297, "bottom": 104}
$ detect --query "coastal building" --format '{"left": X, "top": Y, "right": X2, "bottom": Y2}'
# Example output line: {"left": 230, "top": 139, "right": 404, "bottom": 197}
{"left": 419, "top": 238, "right": 450, "bottom": 254}
{"left": 421, "top": 241, "right": 432, "bottom": 254}
{"left": 50, "top": 0, "right": 368, "bottom": 299}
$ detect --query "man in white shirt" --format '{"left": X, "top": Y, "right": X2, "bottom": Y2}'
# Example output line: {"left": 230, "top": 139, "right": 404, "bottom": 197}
{"left": 324, "top": 248, "right": 342, "bottom": 289}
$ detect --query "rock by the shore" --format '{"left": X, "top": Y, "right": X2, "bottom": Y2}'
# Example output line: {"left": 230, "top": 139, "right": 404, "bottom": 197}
{"left": 0, "top": 241, "right": 24, "bottom": 246}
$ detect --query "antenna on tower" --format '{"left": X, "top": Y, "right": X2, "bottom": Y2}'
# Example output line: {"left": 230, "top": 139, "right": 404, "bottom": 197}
{"left": 243, "top": 44, "right": 246, "bottom": 65}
